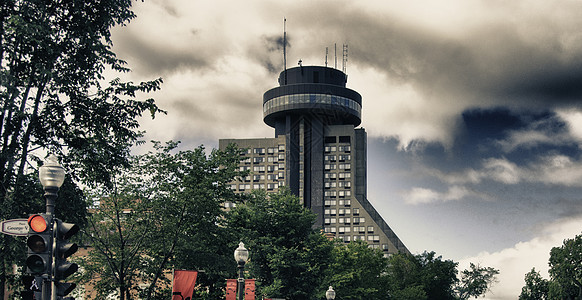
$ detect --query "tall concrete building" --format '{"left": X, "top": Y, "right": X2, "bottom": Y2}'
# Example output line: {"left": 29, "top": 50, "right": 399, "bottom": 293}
{"left": 220, "top": 65, "right": 408, "bottom": 255}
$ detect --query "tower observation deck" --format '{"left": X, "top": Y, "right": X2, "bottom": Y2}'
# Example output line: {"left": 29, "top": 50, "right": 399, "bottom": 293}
{"left": 263, "top": 66, "right": 362, "bottom": 134}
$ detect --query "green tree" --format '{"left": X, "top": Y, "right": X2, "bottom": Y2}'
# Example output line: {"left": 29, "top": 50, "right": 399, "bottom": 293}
{"left": 325, "top": 241, "right": 391, "bottom": 299}
{"left": 519, "top": 268, "right": 549, "bottom": 300}
{"left": 1, "top": 0, "right": 163, "bottom": 295}
{"left": 548, "top": 233, "right": 582, "bottom": 299}
{"left": 386, "top": 252, "right": 498, "bottom": 300}
{"left": 79, "top": 142, "right": 244, "bottom": 300}
{"left": 226, "top": 189, "right": 334, "bottom": 299}
{"left": 455, "top": 263, "right": 499, "bottom": 300}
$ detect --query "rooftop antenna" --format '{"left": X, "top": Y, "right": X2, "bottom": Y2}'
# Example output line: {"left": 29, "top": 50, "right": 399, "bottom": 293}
{"left": 334, "top": 43, "right": 337, "bottom": 69}
{"left": 283, "top": 18, "right": 287, "bottom": 84}
{"left": 325, "top": 47, "right": 328, "bottom": 67}
{"left": 342, "top": 44, "right": 348, "bottom": 73}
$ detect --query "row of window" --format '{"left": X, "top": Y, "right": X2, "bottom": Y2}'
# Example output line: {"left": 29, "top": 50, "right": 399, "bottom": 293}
{"left": 324, "top": 200, "right": 354, "bottom": 207}
{"left": 324, "top": 145, "right": 351, "bottom": 153}
{"left": 235, "top": 173, "right": 285, "bottom": 182}
{"left": 324, "top": 163, "right": 351, "bottom": 170}
{"left": 324, "top": 181, "right": 351, "bottom": 188}
{"left": 232, "top": 182, "right": 283, "bottom": 191}
{"left": 247, "top": 146, "right": 285, "bottom": 154}
{"left": 324, "top": 172, "right": 351, "bottom": 179}
{"left": 324, "top": 229, "right": 380, "bottom": 241}
{"left": 324, "top": 154, "right": 351, "bottom": 162}
{"left": 263, "top": 94, "right": 362, "bottom": 115}
{"left": 239, "top": 165, "right": 284, "bottom": 172}
{"left": 324, "top": 190, "right": 352, "bottom": 197}
{"left": 244, "top": 154, "right": 285, "bottom": 164}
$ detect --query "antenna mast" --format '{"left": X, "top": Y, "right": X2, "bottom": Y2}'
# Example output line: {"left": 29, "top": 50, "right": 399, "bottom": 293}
{"left": 283, "top": 18, "right": 287, "bottom": 84}
{"left": 342, "top": 44, "right": 348, "bottom": 73}
{"left": 325, "top": 47, "right": 328, "bottom": 67}
{"left": 334, "top": 43, "right": 337, "bottom": 69}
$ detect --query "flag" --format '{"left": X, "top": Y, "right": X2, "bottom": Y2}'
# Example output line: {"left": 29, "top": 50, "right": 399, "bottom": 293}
{"left": 226, "top": 279, "right": 237, "bottom": 300}
{"left": 172, "top": 270, "right": 198, "bottom": 300}
{"left": 244, "top": 279, "right": 256, "bottom": 300}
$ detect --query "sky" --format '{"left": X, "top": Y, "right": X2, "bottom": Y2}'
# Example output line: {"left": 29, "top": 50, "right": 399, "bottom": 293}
{"left": 109, "top": 0, "right": 582, "bottom": 298}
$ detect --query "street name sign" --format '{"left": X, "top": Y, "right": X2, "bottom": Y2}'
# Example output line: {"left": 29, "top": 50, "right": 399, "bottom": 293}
{"left": 1, "top": 218, "right": 29, "bottom": 236}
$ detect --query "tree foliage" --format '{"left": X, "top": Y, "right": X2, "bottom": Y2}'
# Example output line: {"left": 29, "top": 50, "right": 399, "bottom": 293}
{"left": 78, "top": 142, "right": 244, "bottom": 300}
{"left": 520, "top": 268, "right": 549, "bottom": 300}
{"left": 548, "top": 233, "right": 582, "bottom": 299}
{"left": 520, "top": 233, "right": 582, "bottom": 300}
{"left": 1, "top": 0, "right": 163, "bottom": 296}
{"left": 226, "top": 189, "right": 334, "bottom": 299}
{"left": 455, "top": 263, "right": 499, "bottom": 300}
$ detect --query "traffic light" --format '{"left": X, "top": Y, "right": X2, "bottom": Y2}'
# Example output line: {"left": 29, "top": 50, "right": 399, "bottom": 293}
{"left": 26, "top": 214, "right": 52, "bottom": 276}
{"left": 53, "top": 218, "right": 79, "bottom": 297}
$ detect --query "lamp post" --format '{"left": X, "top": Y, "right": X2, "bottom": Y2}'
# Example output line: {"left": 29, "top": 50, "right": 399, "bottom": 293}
{"left": 38, "top": 155, "right": 65, "bottom": 215}
{"left": 234, "top": 242, "right": 249, "bottom": 300}
{"left": 326, "top": 286, "right": 336, "bottom": 300}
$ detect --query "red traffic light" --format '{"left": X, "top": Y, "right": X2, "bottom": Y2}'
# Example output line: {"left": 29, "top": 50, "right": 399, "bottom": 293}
{"left": 28, "top": 215, "right": 48, "bottom": 233}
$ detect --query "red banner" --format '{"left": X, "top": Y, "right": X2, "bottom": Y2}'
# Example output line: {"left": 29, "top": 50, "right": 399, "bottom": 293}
{"left": 244, "top": 279, "right": 256, "bottom": 300}
{"left": 226, "top": 279, "right": 237, "bottom": 300}
{"left": 172, "top": 270, "right": 198, "bottom": 300}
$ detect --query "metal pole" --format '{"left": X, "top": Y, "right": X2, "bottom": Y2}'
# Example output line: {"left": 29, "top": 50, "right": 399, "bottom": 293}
{"left": 237, "top": 262, "right": 245, "bottom": 300}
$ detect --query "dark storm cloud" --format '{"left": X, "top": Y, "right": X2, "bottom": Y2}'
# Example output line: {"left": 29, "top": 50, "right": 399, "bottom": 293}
{"left": 281, "top": 2, "right": 582, "bottom": 111}
{"left": 113, "top": 29, "right": 212, "bottom": 76}
{"left": 245, "top": 34, "right": 289, "bottom": 74}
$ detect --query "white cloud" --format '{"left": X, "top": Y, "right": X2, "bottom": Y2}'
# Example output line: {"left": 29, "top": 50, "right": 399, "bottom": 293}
{"left": 558, "top": 108, "right": 582, "bottom": 144}
{"left": 403, "top": 185, "right": 483, "bottom": 205}
{"left": 458, "top": 216, "right": 582, "bottom": 300}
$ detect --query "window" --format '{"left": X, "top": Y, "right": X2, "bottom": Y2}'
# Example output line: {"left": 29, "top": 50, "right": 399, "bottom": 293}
{"left": 338, "top": 209, "right": 345, "bottom": 215}
{"left": 338, "top": 199, "right": 351, "bottom": 206}
{"left": 339, "top": 163, "right": 351, "bottom": 170}
{"left": 278, "top": 154, "right": 285, "bottom": 160}
{"left": 243, "top": 157, "right": 251, "bottom": 164}
{"left": 339, "top": 145, "right": 351, "bottom": 152}
{"left": 324, "top": 191, "right": 337, "bottom": 197}
{"left": 239, "top": 166, "right": 249, "bottom": 171}
{"left": 324, "top": 164, "right": 337, "bottom": 170}
{"left": 278, "top": 144, "right": 285, "bottom": 151}
{"left": 267, "top": 156, "right": 277, "bottom": 162}
{"left": 339, "top": 155, "right": 351, "bottom": 161}
{"left": 254, "top": 148, "right": 265, "bottom": 154}
{"left": 325, "top": 173, "right": 337, "bottom": 179}
{"left": 324, "top": 146, "right": 337, "bottom": 152}
{"left": 253, "top": 166, "right": 265, "bottom": 172}
{"left": 278, "top": 163, "right": 285, "bottom": 169}
{"left": 325, "top": 155, "right": 337, "bottom": 161}
{"left": 267, "top": 165, "right": 278, "bottom": 172}
{"left": 268, "top": 147, "right": 277, "bottom": 154}
{"left": 353, "top": 208, "right": 360, "bottom": 215}
{"left": 324, "top": 181, "right": 337, "bottom": 188}
{"left": 253, "top": 157, "right": 264, "bottom": 163}
{"left": 324, "top": 200, "right": 337, "bottom": 206}
{"left": 338, "top": 181, "right": 351, "bottom": 188}
{"left": 267, "top": 183, "right": 278, "bottom": 190}
{"left": 267, "top": 174, "right": 278, "bottom": 180}
{"left": 324, "top": 209, "right": 337, "bottom": 215}
{"left": 368, "top": 226, "right": 375, "bottom": 233}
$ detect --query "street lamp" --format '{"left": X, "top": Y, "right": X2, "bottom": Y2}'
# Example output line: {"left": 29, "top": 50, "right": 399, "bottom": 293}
{"left": 234, "top": 242, "right": 249, "bottom": 300}
{"left": 39, "top": 155, "right": 65, "bottom": 215}
{"left": 326, "top": 286, "right": 336, "bottom": 300}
